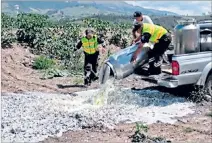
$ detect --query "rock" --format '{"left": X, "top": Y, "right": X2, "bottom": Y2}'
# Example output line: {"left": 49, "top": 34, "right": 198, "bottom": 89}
{"left": 10, "top": 128, "right": 16, "bottom": 134}
{"left": 204, "top": 95, "right": 211, "bottom": 102}
{"left": 1, "top": 90, "right": 194, "bottom": 142}
{"left": 75, "top": 113, "right": 82, "bottom": 119}
{"left": 102, "top": 129, "right": 106, "bottom": 133}
{"left": 55, "top": 130, "right": 63, "bottom": 138}
{"left": 1, "top": 124, "right": 4, "bottom": 129}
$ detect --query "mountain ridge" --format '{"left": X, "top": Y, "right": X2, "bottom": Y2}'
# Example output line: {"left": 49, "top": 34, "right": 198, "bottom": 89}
{"left": 2, "top": 1, "right": 178, "bottom": 17}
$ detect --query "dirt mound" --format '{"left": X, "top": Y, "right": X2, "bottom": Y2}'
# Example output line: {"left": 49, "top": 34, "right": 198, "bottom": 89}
{"left": 0, "top": 43, "right": 154, "bottom": 95}
{"left": 1, "top": 44, "right": 123, "bottom": 94}
{"left": 1, "top": 44, "right": 90, "bottom": 94}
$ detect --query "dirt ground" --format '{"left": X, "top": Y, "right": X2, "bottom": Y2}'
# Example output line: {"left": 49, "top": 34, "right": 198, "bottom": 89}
{"left": 43, "top": 102, "right": 212, "bottom": 143}
{"left": 1, "top": 44, "right": 100, "bottom": 94}
{"left": 1, "top": 45, "right": 212, "bottom": 143}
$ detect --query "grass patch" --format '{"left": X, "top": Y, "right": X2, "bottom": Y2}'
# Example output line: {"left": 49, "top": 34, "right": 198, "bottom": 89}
{"left": 205, "top": 112, "right": 212, "bottom": 117}
{"left": 183, "top": 127, "right": 194, "bottom": 133}
{"left": 33, "top": 55, "right": 72, "bottom": 79}
{"left": 130, "top": 122, "right": 148, "bottom": 143}
{"left": 73, "top": 76, "right": 84, "bottom": 85}
{"left": 40, "top": 68, "right": 69, "bottom": 80}
{"left": 130, "top": 122, "right": 171, "bottom": 143}
{"left": 33, "top": 55, "right": 56, "bottom": 70}
{"left": 135, "top": 122, "right": 149, "bottom": 133}
{"left": 150, "top": 136, "right": 171, "bottom": 142}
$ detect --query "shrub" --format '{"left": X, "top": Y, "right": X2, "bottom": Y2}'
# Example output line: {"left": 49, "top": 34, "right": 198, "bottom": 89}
{"left": 33, "top": 55, "right": 56, "bottom": 70}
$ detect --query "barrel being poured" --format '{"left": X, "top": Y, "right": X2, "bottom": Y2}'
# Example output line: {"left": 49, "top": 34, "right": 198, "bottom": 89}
{"left": 99, "top": 42, "right": 152, "bottom": 84}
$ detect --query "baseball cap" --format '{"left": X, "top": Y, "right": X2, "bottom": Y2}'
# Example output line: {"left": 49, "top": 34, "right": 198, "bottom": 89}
{"left": 133, "top": 11, "right": 142, "bottom": 17}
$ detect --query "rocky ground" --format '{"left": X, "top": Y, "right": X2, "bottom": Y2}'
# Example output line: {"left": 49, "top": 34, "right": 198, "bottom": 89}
{"left": 43, "top": 103, "right": 212, "bottom": 143}
{"left": 1, "top": 45, "right": 212, "bottom": 143}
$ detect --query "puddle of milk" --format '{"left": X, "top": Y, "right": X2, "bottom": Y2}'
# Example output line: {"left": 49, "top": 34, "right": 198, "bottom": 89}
{"left": 73, "top": 80, "right": 195, "bottom": 125}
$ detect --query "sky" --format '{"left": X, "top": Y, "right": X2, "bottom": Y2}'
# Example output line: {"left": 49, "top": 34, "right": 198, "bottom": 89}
{"left": 125, "top": 1, "right": 212, "bottom": 15}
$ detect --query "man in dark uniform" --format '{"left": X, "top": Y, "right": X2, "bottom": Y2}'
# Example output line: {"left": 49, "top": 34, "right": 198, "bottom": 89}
{"left": 75, "top": 29, "right": 105, "bottom": 86}
{"left": 131, "top": 22, "right": 172, "bottom": 75}
{"left": 131, "top": 11, "right": 143, "bottom": 45}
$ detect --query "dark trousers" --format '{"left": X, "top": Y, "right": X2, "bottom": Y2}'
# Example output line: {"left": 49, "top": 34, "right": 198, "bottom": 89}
{"left": 148, "top": 34, "right": 171, "bottom": 74}
{"left": 84, "top": 51, "right": 99, "bottom": 85}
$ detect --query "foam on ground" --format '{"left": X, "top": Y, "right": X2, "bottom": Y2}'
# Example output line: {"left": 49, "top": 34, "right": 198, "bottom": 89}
{"left": 1, "top": 84, "right": 195, "bottom": 142}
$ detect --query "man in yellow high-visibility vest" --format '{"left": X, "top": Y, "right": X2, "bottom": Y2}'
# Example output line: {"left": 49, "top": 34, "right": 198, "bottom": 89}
{"left": 131, "top": 21, "right": 172, "bottom": 75}
{"left": 75, "top": 29, "right": 105, "bottom": 86}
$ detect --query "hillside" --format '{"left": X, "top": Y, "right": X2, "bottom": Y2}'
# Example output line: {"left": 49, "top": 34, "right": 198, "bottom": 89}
{"left": 68, "top": 14, "right": 212, "bottom": 30}
{"left": 2, "top": 1, "right": 177, "bottom": 17}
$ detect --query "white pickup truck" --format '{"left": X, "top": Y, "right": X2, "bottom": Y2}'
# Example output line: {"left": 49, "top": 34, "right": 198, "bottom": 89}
{"left": 153, "top": 19, "right": 212, "bottom": 97}
{"left": 99, "top": 16, "right": 212, "bottom": 97}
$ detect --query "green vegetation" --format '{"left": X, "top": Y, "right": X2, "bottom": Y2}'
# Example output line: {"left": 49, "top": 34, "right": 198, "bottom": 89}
{"left": 183, "top": 127, "right": 194, "bottom": 133}
{"left": 2, "top": 12, "right": 210, "bottom": 79}
{"left": 130, "top": 122, "right": 171, "bottom": 143}
{"left": 1, "top": 13, "right": 16, "bottom": 48}
{"left": 41, "top": 68, "right": 69, "bottom": 80}
{"left": 130, "top": 122, "right": 149, "bottom": 142}
{"left": 73, "top": 77, "right": 84, "bottom": 85}
{"left": 33, "top": 55, "right": 56, "bottom": 70}
{"left": 205, "top": 112, "right": 212, "bottom": 117}
{"left": 1, "top": 13, "right": 132, "bottom": 78}
{"left": 135, "top": 122, "right": 149, "bottom": 133}
{"left": 33, "top": 55, "right": 70, "bottom": 79}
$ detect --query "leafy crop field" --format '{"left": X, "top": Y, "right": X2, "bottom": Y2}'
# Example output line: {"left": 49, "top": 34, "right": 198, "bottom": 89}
{"left": 1, "top": 13, "right": 132, "bottom": 79}
{"left": 2, "top": 12, "right": 211, "bottom": 79}
{"left": 2, "top": 13, "right": 212, "bottom": 143}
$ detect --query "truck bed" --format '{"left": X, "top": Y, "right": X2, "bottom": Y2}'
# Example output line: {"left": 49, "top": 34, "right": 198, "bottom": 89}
{"left": 161, "top": 64, "right": 172, "bottom": 74}
{"left": 140, "top": 51, "right": 212, "bottom": 88}
{"left": 138, "top": 63, "right": 172, "bottom": 82}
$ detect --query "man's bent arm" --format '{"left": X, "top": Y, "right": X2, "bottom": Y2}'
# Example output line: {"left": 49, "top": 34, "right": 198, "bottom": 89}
{"left": 140, "top": 33, "right": 151, "bottom": 43}
{"left": 131, "top": 42, "right": 144, "bottom": 62}
{"left": 132, "top": 28, "right": 137, "bottom": 39}
{"left": 74, "top": 40, "right": 82, "bottom": 51}
{"left": 134, "top": 35, "right": 142, "bottom": 43}
{"left": 130, "top": 33, "right": 151, "bottom": 62}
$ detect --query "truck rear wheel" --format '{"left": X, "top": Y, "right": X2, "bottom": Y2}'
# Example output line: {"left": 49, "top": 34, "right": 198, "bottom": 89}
{"left": 205, "top": 74, "right": 212, "bottom": 97}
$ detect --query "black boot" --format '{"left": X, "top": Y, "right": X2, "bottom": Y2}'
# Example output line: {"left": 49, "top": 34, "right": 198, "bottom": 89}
{"left": 84, "top": 77, "right": 91, "bottom": 86}
{"left": 94, "top": 76, "right": 99, "bottom": 81}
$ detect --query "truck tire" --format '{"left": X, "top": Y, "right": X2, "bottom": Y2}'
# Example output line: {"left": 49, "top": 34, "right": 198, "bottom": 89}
{"left": 205, "top": 74, "right": 212, "bottom": 97}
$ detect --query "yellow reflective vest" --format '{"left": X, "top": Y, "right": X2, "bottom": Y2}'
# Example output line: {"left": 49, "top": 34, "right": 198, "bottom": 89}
{"left": 81, "top": 35, "right": 98, "bottom": 54}
{"left": 142, "top": 23, "right": 167, "bottom": 43}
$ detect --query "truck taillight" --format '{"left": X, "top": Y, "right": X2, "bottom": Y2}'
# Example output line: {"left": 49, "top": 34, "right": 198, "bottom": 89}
{"left": 172, "top": 61, "right": 179, "bottom": 75}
